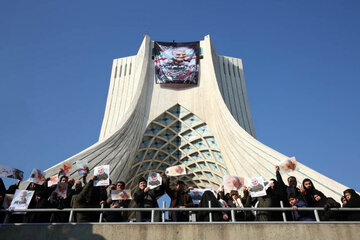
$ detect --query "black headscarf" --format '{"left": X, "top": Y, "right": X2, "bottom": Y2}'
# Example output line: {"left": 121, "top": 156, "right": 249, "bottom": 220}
{"left": 343, "top": 189, "right": 360, "bottom": 208}
{"left": 197, "top": 191, "right": 223, "bottom": 221}
{"left": 302, "top": 178, "right": 318, "bottom": 207}
{"left": 312, "top": 190, "right": 327, "bottom": 207}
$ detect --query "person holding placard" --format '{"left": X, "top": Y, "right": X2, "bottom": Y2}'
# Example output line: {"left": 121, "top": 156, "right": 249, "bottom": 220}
{"left": 275, "top": 166, "right": 305, "bottom": 205}
{"left": 227, "top": 190, "right": 245, "bottom": 221}
{"left": 49, "top": 175, "right": 71, "bottom": 222}
{"left": 104, "top": 181, "right": 130, "bottom": 222}
{"left": 71, "top": 175, "right": 98, "bottom": 222}
{"left": 134, "top": 176, "right": 165, "bottom": 222}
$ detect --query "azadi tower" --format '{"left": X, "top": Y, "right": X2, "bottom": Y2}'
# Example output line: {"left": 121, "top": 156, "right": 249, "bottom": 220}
{"left": 43, "top": 35, "right": 346, "bottom": 200}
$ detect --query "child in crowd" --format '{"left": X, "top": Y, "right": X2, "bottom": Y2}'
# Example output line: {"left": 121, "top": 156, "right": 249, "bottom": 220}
{"left": 288, "top": 193, "right": 315, "bottom": 221}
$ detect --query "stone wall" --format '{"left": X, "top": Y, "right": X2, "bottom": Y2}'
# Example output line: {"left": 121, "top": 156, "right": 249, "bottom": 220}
{"left": 1, "top": 223, "right": 359, "bottom": 240}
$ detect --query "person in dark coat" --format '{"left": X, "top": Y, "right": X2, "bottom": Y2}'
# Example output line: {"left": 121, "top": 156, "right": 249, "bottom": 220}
{"left": 275, "top": 166, "right": 304, "bottom": 201}
{"left": 49, "top": 176, "right": 72, "bottom": 222}
{"left": 267, "top": 179, "right": 284, "bottom": 221}
{"left": 300, "top": 178, "right": 320, "bottom": 207}
{"left": 104, "top": 181, "right": 130, "bottom": 222}
{"left": 0, "top": 177, "right": 23, "bottom": 221}
{"left": 226, "top": 190, "right": 245, "bottom": 221}
{"left": 288, "top": 193, "right": 315, "bottom": 221}
{"left": 6, "top": 179, "right": 22, "bottom": 195}
{"left": 165, "top": 178, "right": 193, "bottom": 222}
{"left": 342, "top": 189, "right": 360, "bottom": 221}
{"left": 313, "top": 190, "right": 340, "bottom": 221}
{"left": 0, "top": 183, "right": 5, "bottom": 223}
{"left": 71, "top": 176, "right": 98, "bottom": 222}
{"left": 255, "top": 188, "right": 275, "bottom": 222}
{"left": 275, "top": 166, "right": 305, "bottom": 220}
{"left": 25, "top": 190, "right": 51, "bottom": 223}
{"left": 197, "top": 191, "right": 227, "bottom": 222}
{"left": 133, "top": 176, "right": 164, "bottom": 222}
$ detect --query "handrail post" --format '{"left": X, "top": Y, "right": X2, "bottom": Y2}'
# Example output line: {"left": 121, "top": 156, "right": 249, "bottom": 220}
{"left": 208, "top": 201, "right": 212, "bottom": 222}
{"left": 151, "top": 209, "right": 155, "bottom": 223}
{"left": 314, "top": 209, "right": 320, "bottom": 222}
{"left": 191, "top": 211, "right": 196, "bottom": 222}
{"left": 280, "top": 201, "right": 287, "bottom": 222}
{"left": 99, "top": 203, "right": 104, "bottom": 223}
{"left": 162, "top": 201, "right": 165, "bottom": 222}
{"left": 68, "top": 209, "right": 74, "bottom": 223}
{"left": 3, "top": 212, "right": 10, "bottom": 224}
{"left": 231, "top": 209, "right": 235, "bottom": 222}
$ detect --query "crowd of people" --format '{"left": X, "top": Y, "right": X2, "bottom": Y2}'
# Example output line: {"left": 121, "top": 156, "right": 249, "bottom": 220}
{"left": 0, "top": 166, "right": 359, "bottom": 223}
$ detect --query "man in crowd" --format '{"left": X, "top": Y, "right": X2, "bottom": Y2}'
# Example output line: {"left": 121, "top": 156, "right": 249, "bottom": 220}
{"left": 165, "top": 178, "right": 193, "bottom": 222}
{"left": 134, "top": 176, "right": 164, "bottom": 222}
{"left": 104, "top": 181, "right": 130, "bottom": 222}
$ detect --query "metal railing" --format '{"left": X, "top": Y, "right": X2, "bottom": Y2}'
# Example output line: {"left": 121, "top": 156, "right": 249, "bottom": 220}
{"left": 1, "top": 202, "right": 359, "bottom": 224}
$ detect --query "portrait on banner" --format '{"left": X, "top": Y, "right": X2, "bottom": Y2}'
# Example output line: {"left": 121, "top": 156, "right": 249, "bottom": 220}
{"left": 29, "top": 169, "right": 46, "bottom": 185}
{"left": 279, "top": 157, "right": 298, "bottom": 173}
{"left": 93, "top": 165, "right": 110, "bottom": 186}
{"left": 165, "top": 164, "right": 186, "bottom": 177}
{"left": 0, "top": 164, "right": 24, "bottom": 180}
{"left": 222, "top": 175, "right": 245, "bottom": 193}
{"left": 154, "top": 41, "right": 200, "bottom": 84}
{"left": 111, "top": 189, "right": 132, "bottom": 200}
{"left": 248, "top": 176, "right": 267, "bottom": 198}
{"left": 9, "top": 190, "right": 34, "bottom": 211}
{"left": 147, "top": 172, "right": 162, "bottom": 189}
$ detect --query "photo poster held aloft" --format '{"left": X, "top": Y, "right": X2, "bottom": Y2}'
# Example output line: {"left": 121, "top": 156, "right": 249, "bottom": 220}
{"left": 55, "top": 182, "right": 68, "bottom": 199}
{"left": 76, "top": 160, "right": 89, "bottom": 176}
{"left": 248, "top": 176, "right": 267, "bottom": 198}
{"left": 48, "top": 174, "right": 59, "bottom": 187}
{"left": 189, "top": 188, "right": 213, "bottom": 205}
{"left": 9, "top": 189, "right": 34, "bottom": 211}
{"left": 111, "top": 189, "right": 132, "bottom": 200}
{"left": 3, "top": 194, "right": 14, "bottom": 209}
{"left": 0, "top": 164, "right": 24, "bottom": 180}
{"left": 93, "top": 165, "right": 110, "bottom": 187}
{"left": 165, "top": 164, "right": 186, "bottom": 177}
{"left": 222, "top": 175, "right": 245, "bottom": 193}
{"left": 29, "top": 168, "right": 46, "bottom": 185}
{"left": 147, "top": 172, "right": 162, "bottom": 189}
{"left": 279, "top": 156, "right": 298, "bottom": 173}
{"left": 63, "top": 162, "right": 72, "bottom": 175}
{"left": 154, "top": 41, "right": 200, "bottom": 84}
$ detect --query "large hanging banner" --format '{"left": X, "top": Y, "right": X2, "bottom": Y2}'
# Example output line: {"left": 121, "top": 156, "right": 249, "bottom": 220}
{"left": 154, "top": 41, "right": 200, "bottom": 84}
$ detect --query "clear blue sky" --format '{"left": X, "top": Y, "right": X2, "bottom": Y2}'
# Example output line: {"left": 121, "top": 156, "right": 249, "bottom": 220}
{"left": 0, "top": 0, "right": 359, "bottom": 193}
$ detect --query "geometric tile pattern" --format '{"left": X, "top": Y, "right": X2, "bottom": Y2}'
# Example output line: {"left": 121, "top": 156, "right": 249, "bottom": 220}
{"left": 127, "top": 104, "right": 228, "bottom": 191}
